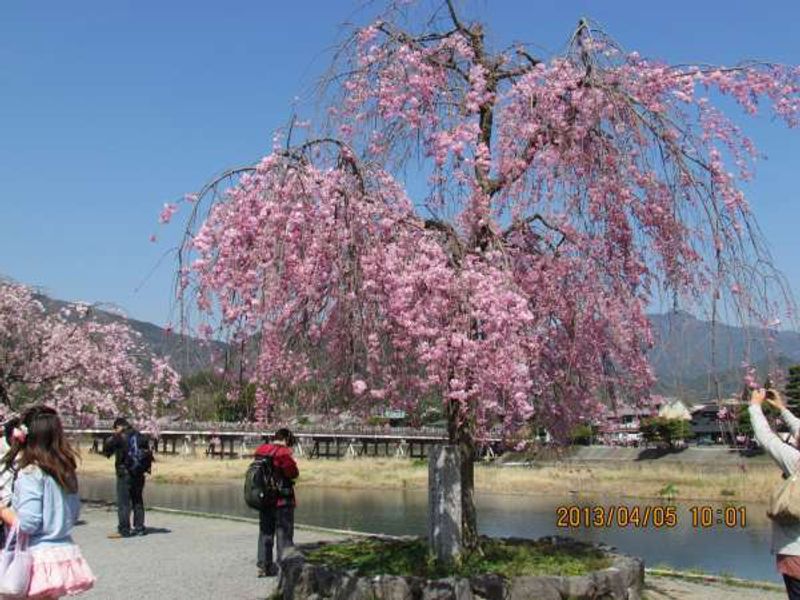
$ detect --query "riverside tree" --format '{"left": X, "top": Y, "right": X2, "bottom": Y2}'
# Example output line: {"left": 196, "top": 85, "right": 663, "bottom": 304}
{"left": 172, "top": 1, "right": 800, "bottom": 554}
{"left": 784, "top": 365, "right": 800, "bottom": 411}
{"left": 0, "top": 281, "right": 181, "bottom": 425}
{"left": 640, "top": 417, "right": 693, "bottom": 448}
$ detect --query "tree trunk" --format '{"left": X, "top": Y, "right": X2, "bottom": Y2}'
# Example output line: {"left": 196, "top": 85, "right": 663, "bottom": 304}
{"left": 428, "top": 444, "right": 462, "bottom": 564}
{"left": 447, "top": 399, "right": 479, "bottom": 551}
{"left": 428, "top": 398, "right": 479, "bottom": 563}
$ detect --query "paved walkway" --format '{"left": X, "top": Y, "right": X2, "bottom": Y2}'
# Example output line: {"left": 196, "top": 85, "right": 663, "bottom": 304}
{"left": 644, "top": 575, "right": 785, "bottom": 600}
{"left": 74, "top": 505, "right": 341, "bottom": 599}
{"left": 71, "top": 504, "right": 785, "bottom": 599}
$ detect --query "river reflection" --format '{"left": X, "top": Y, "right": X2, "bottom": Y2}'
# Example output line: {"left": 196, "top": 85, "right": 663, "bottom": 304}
{"left": 80, "top": 477, "right": 779, "bottom": 582}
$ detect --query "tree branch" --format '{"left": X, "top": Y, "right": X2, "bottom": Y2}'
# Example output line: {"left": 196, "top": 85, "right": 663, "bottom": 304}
{"left": 503, "top": 214, "right": 569, "bottom": 251}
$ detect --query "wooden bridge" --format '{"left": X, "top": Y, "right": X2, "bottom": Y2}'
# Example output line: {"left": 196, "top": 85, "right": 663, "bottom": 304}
{"left": 66, "top": 421, "right": 504, "bottom": 461}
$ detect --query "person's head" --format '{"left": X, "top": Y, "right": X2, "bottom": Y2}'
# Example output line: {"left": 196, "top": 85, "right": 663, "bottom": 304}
{"left": 113, "top": 417, "right": 130, "bottom": 434}
{"left": 3, "top": 417, "right": 21, "bottom": 446}
{"left": 274, "top": 428, "right": 295, "bottom": 447}
{"left": 18, "top": 405, "right": 78, "bottom": 493}
{"left": 1, "top": 416, "right": 23, "bottom": 469}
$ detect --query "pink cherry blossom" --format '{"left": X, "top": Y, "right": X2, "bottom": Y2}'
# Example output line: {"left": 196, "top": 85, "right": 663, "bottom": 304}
{"left": 0, "top": 282, "right": 182, "bottom": 422}
{"left": 159, "top": 203, "right": 178, "bottom": 224}
{"left": 172, "top": 5, "right": 797, "bottom": 442}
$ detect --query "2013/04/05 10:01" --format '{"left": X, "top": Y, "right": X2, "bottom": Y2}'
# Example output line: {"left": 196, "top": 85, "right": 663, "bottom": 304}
{"left": 555, "top": 505, "right": 747, "bottom": 529}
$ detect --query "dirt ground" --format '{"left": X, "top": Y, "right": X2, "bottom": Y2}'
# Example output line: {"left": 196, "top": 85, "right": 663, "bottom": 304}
{"left": 76, "top": 450, "right": 782, "bottom": 505}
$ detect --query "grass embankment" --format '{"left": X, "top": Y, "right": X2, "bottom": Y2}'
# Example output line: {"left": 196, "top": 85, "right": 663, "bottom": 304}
{"left": 77, "top": 452, "right": 781, "bottom": 504}
{"left": 306, "top": 538, "right": 611, "bottom": 579}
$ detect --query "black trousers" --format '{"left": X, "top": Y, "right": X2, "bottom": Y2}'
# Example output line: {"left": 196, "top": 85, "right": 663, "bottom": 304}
{"left": 258, "top": 506, "right": 294, "bottom": 569}
{"left": 785, "top": 574, "right": 800, "bottom": 600}
{"left": 116, "top": 471, "right": 146, "bottom": 534}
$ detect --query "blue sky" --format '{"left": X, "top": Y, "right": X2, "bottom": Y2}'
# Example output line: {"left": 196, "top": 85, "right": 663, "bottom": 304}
{"left": 2, "top": 1, "right": 799, "bottom": 326}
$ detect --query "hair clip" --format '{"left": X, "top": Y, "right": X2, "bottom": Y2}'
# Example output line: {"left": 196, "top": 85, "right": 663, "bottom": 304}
{"left": 11, "top": 425, "right": 28, "bottom": 444}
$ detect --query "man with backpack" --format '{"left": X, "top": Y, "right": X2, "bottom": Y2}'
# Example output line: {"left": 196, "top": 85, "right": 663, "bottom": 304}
{"left": 246, "top": 428, "right": 299, "bottom": 577}
{"left": 102, "top": 417, "right": 153, "bottom": 539}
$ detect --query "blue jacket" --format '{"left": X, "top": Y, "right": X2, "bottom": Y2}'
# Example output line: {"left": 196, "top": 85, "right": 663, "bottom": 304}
{"left": 12, "top": 465, "right": 80, "bottom": 548}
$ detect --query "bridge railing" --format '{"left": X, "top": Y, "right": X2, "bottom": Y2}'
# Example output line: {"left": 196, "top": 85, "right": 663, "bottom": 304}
{"left": 63, "top": 419, "right": 504, "bottom": 443}
{"left": 63, "top": 419, "right": 448, "bottom": 436}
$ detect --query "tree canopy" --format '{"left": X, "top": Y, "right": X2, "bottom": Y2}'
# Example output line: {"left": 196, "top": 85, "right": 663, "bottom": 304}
{"left": 785, "top": 365, "right": 800, "bottom": 411}
{"left": 0, "top": 281, "right": 181, "bottom": 425}
{"left": 640, "top": 417, "right": 693, "bottom": 448}
{"left": 172, "top": 2, "right": 798, "bottom": 444}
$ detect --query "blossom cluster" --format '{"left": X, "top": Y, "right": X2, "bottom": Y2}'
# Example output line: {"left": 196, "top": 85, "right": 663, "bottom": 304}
{"left": 0, "top": 282, "right": 182, "bottom": 423}
{"left": 176, "top": 9, "right": 798, "bottom": 438}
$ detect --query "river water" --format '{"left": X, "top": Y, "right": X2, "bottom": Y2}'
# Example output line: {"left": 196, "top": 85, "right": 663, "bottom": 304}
{"left": 80, "top": 477, "right": 779, "bottom": 582}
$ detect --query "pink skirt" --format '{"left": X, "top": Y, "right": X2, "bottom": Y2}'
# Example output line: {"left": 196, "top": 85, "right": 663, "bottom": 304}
{"left": 26, "top": 544, "right": 95, "bottom": 599}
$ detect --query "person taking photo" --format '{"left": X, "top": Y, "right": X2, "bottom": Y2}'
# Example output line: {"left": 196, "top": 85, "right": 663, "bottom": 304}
{"left": 102, "top": 417, "right": 152, "bottom": 539}
{"left": 749, "top": 388, "right": 800, "bottom": 599}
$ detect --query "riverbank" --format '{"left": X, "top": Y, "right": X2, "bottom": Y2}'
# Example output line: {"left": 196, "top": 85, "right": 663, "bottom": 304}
{"left": 77, "top": 452, "right": 782, "bottom": 504}
{"left": 72, "top": 504, "right": 783, "bottom": 599}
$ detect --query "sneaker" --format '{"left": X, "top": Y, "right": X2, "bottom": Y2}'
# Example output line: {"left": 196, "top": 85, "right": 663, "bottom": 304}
{"left": 133, "top": 528, "right": 147, "bottom": 536}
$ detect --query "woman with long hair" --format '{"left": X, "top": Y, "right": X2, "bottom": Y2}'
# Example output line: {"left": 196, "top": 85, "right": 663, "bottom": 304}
{"left": 0, "top": 405, "right": 95, "bottom": 598}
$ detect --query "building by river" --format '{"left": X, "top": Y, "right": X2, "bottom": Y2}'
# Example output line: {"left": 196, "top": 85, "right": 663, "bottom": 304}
{"left": 597, "top": 397, "right": 749, "bottom": 446}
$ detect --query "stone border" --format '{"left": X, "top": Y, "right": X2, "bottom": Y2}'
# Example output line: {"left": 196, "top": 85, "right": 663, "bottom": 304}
{"left": 276, "top": 535, "right": 644, "bottom": 599}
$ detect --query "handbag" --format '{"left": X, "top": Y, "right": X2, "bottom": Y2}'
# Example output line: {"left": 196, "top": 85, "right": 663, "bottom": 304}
{"left": 0, "top": 524, "right": 32, "bottom": 596}
{"left": 768, "top": 471, "right": 800, "bottom": 525}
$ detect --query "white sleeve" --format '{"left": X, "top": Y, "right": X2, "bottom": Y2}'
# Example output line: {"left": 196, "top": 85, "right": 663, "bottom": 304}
{"left": 781, "top": 408, "right": 800, "bottom": 439}
{"left": 750, "top": 404, "right": 800, "bottom": 476}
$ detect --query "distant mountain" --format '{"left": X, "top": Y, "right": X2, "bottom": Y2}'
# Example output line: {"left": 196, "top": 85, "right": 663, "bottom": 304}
{"left": 648, "top": 311, "right": 800, "bottom": 401}
{"left": 667, "top": 355, "right": 797, "bottom": 401}
{"left": 34, "top": 294, "right": 225, "bottom": 376}
{"left": 30, "top": 291, "right": 800, "bottom": 394}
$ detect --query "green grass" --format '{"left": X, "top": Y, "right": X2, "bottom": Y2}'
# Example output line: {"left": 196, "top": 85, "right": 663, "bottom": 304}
{"left": 306, "top": 538, "right": 612, "bottom": 579}
{"left": 657, "top": 482, "right": 678, "bottom": 501}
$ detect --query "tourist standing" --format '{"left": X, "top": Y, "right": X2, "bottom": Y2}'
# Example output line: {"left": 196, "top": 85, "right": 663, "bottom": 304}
{"left": 0, "top": 417, "right": 22, "bottom": 546}
{"left": 102, "top": 417, "right": 152, "bottom": 538}
{"left": 254, "top": 428, "right": 299, "bottom": 577}
{"left": 0, "top": 405, "right": 95, "bottom": 597}
{"left": 749, "top": 388, "right": 800, "bottom": 599}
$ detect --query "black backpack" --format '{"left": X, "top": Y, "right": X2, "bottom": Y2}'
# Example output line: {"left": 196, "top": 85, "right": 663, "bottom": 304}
{"left": 243, "top": 455, "right": 280, "bottom": 511}
{"left": 124, "top": 432, "right": 153, "bottom": 476}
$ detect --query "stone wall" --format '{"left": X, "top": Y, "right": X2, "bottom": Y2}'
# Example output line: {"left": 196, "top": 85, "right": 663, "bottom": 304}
{"left": 276, "top": 536, "right": 644, "bottom": 600}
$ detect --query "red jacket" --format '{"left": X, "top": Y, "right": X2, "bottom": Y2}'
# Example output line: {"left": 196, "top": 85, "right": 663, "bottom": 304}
{"left": 254, "top": 443, "right": 299, "bottom": 507}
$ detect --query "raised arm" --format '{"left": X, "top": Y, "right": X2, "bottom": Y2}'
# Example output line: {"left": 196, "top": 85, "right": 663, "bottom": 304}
{"left": 276, "top": 451, "right": 299, "bottom": 481}
{"left": 750, "top": 390, "right": 800, "bottom": 476}
{"left": 766, "top": 390, "right": 800, "bottom": 439}
{"left": 101, "top": 433, "right": 121, "bottom": 458}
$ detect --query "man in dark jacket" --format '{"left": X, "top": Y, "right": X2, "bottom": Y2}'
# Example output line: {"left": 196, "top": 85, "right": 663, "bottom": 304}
{"left": 253, "top": 428, "right": 299, "bottom": 577}
{"left": 102, "top": 417, "right": 150, "bottom": 538}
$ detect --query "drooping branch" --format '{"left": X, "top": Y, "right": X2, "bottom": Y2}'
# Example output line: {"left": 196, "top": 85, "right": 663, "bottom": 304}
{"left": 172, "top": 1, "right": 800, "bottom": 449}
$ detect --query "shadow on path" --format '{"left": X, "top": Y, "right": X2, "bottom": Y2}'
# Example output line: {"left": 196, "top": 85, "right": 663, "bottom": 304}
{"left": 141, "top": 527, "right": 171, "bottom": 536}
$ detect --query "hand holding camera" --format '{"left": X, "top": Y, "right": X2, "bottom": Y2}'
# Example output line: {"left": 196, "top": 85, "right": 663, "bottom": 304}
{"left": 751, "top": 387, "right": 785, "bottom": 410}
